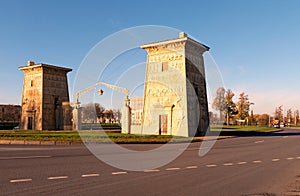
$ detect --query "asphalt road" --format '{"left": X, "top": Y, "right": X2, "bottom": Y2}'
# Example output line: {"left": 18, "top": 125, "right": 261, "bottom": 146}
{"left": 0, "top": 128, "right": 300, "bottom": 196}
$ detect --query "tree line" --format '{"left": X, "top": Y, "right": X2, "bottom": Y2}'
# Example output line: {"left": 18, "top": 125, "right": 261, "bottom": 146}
{"left": 274, "top": 106, "right": 300, "bottom": 126}
{"left": 81, "top": 103, "right": 121, "bottom": 124}
{"left": 212, "top": 87, "right": 300, "bottom": 126}
{"left": 212, "top": 87, "right": 253, "bottom": 125}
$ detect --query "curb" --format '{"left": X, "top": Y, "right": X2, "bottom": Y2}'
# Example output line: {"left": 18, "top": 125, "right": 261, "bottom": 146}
{"left": 0, "top": 140, "right": 83, "bottom": 146}
{"left": 0, "top": 136, "right": 235, "bottom": 146}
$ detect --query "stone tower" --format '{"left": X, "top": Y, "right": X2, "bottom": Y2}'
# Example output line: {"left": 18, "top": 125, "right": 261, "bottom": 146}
{"left": 19, "top": 61, "right": 72, "bottom": 130}
{"left": 141, "top": 32, "right": 209, "bottom": 137}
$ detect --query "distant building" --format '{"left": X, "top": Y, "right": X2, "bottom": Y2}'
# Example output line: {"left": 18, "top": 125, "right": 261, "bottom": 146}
{"left": 19, "top": 61, "right": 72, "bottom": 130}
{"left": 0, "top": 104, "right": 21, "bottom": 122}
{"left": 139, "top": 32, "right": 210, "bottom": 137}
{"left": 130, "top": 97, "right": 143, "bottom": 125}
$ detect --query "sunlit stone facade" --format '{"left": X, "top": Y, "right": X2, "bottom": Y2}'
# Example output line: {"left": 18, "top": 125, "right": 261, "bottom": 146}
{"left": 141, "top": 33, "right": 209, "bottom": 137}
{"left": 19, "top": 61, "right": 72, "bottom": 130}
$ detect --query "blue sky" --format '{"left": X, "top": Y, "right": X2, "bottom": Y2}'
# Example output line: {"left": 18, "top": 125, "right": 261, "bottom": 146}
{"left": 1, "top": 0, "right": 300, "bottom": 114}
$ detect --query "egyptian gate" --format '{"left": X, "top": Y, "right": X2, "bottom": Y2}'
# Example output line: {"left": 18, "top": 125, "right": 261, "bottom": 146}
{"left": 140, "top": 32, "right": 209, "bottom": 137}
{"left": 19, "top": 61, "right": 72, "bottom": 130}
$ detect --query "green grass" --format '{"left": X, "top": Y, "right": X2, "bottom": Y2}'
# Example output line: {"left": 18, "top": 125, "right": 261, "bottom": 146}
{"left": 0, "top": 130, "right": 80, "bottom": 141}
{"left": 210, "top": 125, "right": 281, "bottom": 136}
{"left": 210, "top": 125, "right": 281, "bottom": 133}
{"left": 0, "top": 125, "right": 281, "bottom": 143}
{"left": 0, "top": 130, "right": 191, "bottom": 143}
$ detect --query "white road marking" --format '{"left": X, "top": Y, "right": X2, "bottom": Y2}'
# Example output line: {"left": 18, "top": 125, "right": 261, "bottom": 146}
{"left": 253, "top": 160, "right": 262, "bottom": 163}
{"left": 186, "top": 166, "right": 198, "bottom": 169}
{"left": 297, "top": 157, "right": 300, "bottom": 159}
{"left": 165, "top": 167, "right": 180, "bottom": 171}
{"left": 206, "top": 164, "right": 217, "bottom": 168}
{"left": 10, "top": 178, "right": 32, "bottom": 183}
{"left": 112, "top": 171, "right": 127, "bottom": 175}
{"left": 81, "top": 174, "right": 100, "bottom": 178}
{"left": 287, "top": 157, "right": 294, "bottom": 160}
{"left": 223, "top": 163, "right": 233, "bottom": 166}
{"left": 237, "top": 161, "right": 247, "bottom": 165}
{"left": 48, "top": 176, "right": 68, "bottom": 180}
{"left": 144, "top": 169, "right": 160, "bottom": 173}
{"left": 272, "top": 158, "right": 280, "bottom": 162}
{"left": 254, "top": 140, "right": 264, "bottom": 144}
{"left": 0, "top": 155, "right": 51, "bottom": 160}
{"left": 282, "top": 136, "right": 289, "bottom": 138}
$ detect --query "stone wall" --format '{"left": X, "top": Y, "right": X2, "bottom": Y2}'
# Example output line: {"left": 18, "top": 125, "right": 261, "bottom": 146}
{"left": 20, "top": 65, "right": 43, "bottom": 130}
{"left": 42, "top": 66, "right": 70, "bottom": 130}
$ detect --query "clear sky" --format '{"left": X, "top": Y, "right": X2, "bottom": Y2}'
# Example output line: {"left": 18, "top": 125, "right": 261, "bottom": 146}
{"left": 1, "top": 0, "right": 300, "bottom": 115}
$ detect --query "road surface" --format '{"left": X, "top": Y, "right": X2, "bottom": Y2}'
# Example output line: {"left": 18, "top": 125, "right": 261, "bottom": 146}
{"left": 0, "top": 128, "right": 299, "bottom": 196}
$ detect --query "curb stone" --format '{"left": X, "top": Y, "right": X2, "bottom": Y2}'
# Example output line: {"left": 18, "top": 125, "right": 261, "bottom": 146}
{"left": 0, "top": 140, "right": 83, "bottom": 146}
{"left": 0, "top": 140, "right": 11, "bottom": 144}
{"left": 0, "top": 136, "right": 235, "bottom": 146}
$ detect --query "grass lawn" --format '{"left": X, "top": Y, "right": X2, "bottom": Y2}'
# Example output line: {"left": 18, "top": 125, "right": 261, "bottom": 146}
{"left": 0, "top": 130, "right": 191, "bottom": 143}
{"left": 0, "top": 126, "right": 281, "bottom": 143}
{"left": 210, "top": 125, "right": 281, "bottom": 135}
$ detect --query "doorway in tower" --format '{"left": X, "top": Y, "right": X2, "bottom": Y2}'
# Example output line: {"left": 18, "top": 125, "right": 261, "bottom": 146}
{"left": 27, "top": 117, "right": 33, "bottom": 130}
{"left": 159, "top": 114, "right": 168, "bottom": 135}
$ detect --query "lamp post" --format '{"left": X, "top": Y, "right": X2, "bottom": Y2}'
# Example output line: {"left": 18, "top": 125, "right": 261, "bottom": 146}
{"left": 1, "top": 107, "right": 4, "bottom": 122}
{"left": 247, "top": 102, "right": 254, "bottom": 126}
{"left": 1, "top": 107, "right": 4, "bottom": 129}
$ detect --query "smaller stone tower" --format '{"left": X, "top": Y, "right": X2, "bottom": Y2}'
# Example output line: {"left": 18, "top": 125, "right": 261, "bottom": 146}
{"left": 19, "top": 61, "right": 72, "bottom": 130}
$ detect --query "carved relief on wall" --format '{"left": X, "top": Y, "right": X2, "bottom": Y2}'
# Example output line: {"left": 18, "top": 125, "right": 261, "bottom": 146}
{"left": 165, "top": 41, "right": 185, "bottom": 51}
{"left": 146, "top": 84, "right": 184, "bottom": 97}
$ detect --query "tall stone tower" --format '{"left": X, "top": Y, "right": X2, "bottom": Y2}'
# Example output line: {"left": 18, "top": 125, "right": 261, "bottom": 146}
{"left": 19, "top": 61, "right": 72, "bottom": 130}
{"left": 141, "top": 32, "right": 209, "bottom": 137}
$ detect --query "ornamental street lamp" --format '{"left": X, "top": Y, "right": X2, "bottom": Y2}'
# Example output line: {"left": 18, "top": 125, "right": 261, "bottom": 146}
{"left": 73, "top": 82, "right": 130, "bottom": 133}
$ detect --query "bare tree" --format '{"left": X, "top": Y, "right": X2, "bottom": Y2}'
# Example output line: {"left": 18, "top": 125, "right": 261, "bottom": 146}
{"left": 94, "top": 103, "right": 105, "bottom": 119}
{"left": 286, "top": 108, "right": 293, "bottom": 125}
{"left": 295, "top": 110, "right": 299, "bottom": 126}
{"left": 224, "top": 89, "right": 237, "bottom": 125}
{"left": 275, "top": 106, "right": 283, "bottom": 121}
{"left": 212, "top": 87, "right": 226, "bottom": 122}
{"left": 113, "top": 109, "right": 121, "bottom": 123}
{"left": 82, "top": 103, "right": 105, "bottom": 123}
